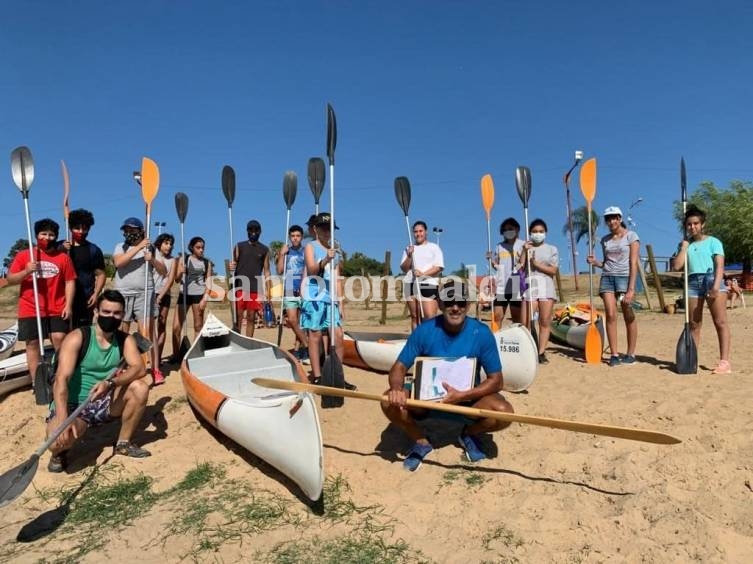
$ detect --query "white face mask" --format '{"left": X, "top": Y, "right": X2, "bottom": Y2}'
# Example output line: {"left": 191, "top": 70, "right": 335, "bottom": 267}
{"left": 503, "top": 230, "right": 517, "bottom": 241}
{"left": 531, "top": 232, "right": 546, "bottom": 244}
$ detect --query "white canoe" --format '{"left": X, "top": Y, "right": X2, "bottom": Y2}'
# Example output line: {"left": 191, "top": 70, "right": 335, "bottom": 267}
{"left": 181, "top": 313, "right": 324, "bottom": 501}
{"left": 343, "top": 324, "right": 538, "bottom": 392}
{"left": 0, "top": 323, "right": 18, "bottom": 361}
{"left": 0, "top": 342, "right": 55, "bottom": 397}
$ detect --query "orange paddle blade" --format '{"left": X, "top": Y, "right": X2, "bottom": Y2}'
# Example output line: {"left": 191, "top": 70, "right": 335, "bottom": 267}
{"left": 61, "top": 160, "right": 70, "bottom": 218}
{"left": 580, "top": 158, "right": 597, "bottom": 203}
{"left": 584, "top": 322, "right": 602, "bottom": 364}
{"left": 141, "top": 157, "right": 160, "bottom": 205}
{"left": 481, "top": 174, "right": 495, "bottom": 219}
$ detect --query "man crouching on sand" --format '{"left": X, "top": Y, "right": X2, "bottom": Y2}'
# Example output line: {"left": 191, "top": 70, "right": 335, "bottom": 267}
{"left": 381, "top": 280, "right": 514, "bottom": 472}
{"left": 46, "top": 290, "right": 152, "bottom": 473}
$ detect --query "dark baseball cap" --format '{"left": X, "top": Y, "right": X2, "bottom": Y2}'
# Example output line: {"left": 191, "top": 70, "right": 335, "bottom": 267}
{"left": 121, "top": 217, "right": 144, "bottom": 230}
{"left": 246, "top": 220, "right": 261, "bottom": 230}
{"left": 314, "top": 212, "right": 339, "bottom": 229}
{"left": 305, "top": 214, "right": 319, "bottom": 226}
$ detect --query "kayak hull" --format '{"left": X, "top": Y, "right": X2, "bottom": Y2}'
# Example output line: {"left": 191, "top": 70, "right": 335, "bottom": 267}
{"left": 551, "top": 304, "right": 607, "bottom": 350}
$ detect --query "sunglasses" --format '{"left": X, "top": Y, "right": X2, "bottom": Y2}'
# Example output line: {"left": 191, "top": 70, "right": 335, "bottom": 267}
{"left": 442, "top": 300, "right": 468, "bottom": 308}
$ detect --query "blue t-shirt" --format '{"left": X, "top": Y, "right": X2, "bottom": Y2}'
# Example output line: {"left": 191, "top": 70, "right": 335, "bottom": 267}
{"left": 302, "top": 241, "right": 339, "bottom": 303}
{"left": 284, "top": 246, "right": 305, "bottom": 294}
{"left": 397, "top": 316, "right": 502, "bottom": 384}
{"left": 685, "top": 236, "right": 724, "bottom": 275}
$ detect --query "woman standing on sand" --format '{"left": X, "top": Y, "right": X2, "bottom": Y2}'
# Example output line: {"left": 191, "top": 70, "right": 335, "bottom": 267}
{"left": 520, "top": 219, "right": 559, "bottom": 364}
{"left": 172, "top": 237, "right": 211, "bottom": 346}
{"left": 400, "top": 221, "right": 445, "bottom": 330}
{"left": 152, "top": 233, "right": 177, "bottom": 369}
{"left": 671, "top": 205, "right": 731, "bottom": 374}
{"left": 488, "top": 217, "right": 525, "bottom": 326}
{"left": 586, "top": 206, "right": 640, "bottom": 367}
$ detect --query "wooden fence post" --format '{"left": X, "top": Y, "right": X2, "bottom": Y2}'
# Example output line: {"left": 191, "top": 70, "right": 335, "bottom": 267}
{"left": 380, "top": 250, "right": 390, "bottom": 325}
{"left": 645, "top": 244, "right": 666, "bottom": 312}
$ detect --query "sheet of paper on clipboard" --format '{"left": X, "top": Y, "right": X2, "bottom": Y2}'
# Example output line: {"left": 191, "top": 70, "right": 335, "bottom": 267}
{"left": 414, "top": 356, "right": 476, "bottom": 401}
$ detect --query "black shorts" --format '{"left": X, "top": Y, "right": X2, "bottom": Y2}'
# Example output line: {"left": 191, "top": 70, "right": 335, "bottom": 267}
{"left": 18, "top": 316, "right": 69, "bottom": 341}
{"left": 404, "top": 282, "right": 439, "bottom": 300}
{"left": 493, "top": 296, "right": 522, "bottom": 308}
{"left": 158, "top": 294, "right": 172, "bottom": 308}
{"left": 178, "top": 294, "right": 203, "bottom": 306}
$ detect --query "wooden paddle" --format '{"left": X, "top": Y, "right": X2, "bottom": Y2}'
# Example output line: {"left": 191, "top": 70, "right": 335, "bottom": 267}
{"left": 675, "top": 157, "right": 698, "bottom": 374}
{"left": 320, "top": 103, "right": 345, "bottom": 408}
{"left": 394, "top": 176, "right": 422, "bottom": 323}
{"left": 307, "top": 157, "right": 325, "bottom": 215}
{"left": 174, "top": 192, "right": 191, "bottom": 361}
{"left": 11, "top": 147, "right": 51, "bottom": 405}
{"left": 221, "top": 165, "right": 237, "bottom": 329}
{"left": 515, "top": 166, "right": 538, "bottom": 348}
{"left": 61, "top": 160, "right": 70, "bottom": 242}
{"left": 579, "top": 158, "right": 602, "bottom": 364}
{"left": 277, "top": 171, "right": 298, "bottom": 346}
{"left": 252, "top": 378, "right": 681, "bottom": 445}
{"left": 481, "top": 174, "right": 498, "bottom": 331}
{"left": 0, "top": 334, "right": 152, "bottom": 508}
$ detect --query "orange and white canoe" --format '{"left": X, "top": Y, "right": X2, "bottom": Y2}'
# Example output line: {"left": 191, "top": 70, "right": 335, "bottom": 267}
{"left": 181, "top": 313, "right": 324, "bottom": 501}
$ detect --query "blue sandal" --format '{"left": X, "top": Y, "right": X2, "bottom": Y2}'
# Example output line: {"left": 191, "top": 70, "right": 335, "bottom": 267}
{"left": 403, "top": 442, "right": 433, "bottom": 472}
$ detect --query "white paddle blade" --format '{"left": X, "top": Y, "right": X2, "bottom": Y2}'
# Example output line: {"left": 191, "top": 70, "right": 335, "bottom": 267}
{"left": 10, "top": 146, "right": 34, "bottom": 193}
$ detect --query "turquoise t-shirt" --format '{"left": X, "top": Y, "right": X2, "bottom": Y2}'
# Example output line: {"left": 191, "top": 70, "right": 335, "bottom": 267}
{"left": 685, "top": 236, "right": 724, "bottom": 275}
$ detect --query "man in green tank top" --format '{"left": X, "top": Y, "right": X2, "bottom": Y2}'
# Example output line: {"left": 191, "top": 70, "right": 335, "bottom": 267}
{"left": 45, "top": 290, "right": 152, "bottom": 473}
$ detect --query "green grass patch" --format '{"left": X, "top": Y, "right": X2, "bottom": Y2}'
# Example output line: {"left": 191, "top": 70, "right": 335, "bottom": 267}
{"left": 261, "top": 533, "right": 427, "bottom": 564}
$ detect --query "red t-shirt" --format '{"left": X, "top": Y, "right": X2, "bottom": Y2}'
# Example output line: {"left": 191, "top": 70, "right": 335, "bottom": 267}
{"left": 9, "top": 248, "right": 77, "bottom": 317}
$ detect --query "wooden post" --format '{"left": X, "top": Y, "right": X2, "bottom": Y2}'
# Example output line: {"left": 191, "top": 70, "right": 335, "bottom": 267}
{"left": 645, "top": 245, "right": 666, "bottom": 312}
{"left": 380, "top": 250, "right": 390, "bottom": 325}
{"left": 637, "top": 259, "right": 653, "bottom": 311}
{"left": 555, "top": 269, "right": 565, "bottom": 303}
{"left": 361, "top": 268, "right": 370, "bottom": 310}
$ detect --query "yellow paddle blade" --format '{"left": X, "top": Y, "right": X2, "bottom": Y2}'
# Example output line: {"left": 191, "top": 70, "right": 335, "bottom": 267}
{"left": 141, "top": 157, "right": 160, "bottom": 205}
{"left": 580, "top": 158, "right": 597, "bottom": 203}
{"left": 491, "top": 317, "right": 500, "bottom": 332}
{"left": 61, "top": 160, "right": 70, "bottom": 218}
{"left": 481, "top": 174, "right": 495, "bottom": 218}
{"left": 584, "top": 322, "right": 602, "bottom": 364}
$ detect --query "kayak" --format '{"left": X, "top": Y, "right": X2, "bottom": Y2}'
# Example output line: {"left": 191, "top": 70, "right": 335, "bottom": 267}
{"left": 550, "top": 304, "right": 606, "bottom": 350}
{"left": 343, "top": 324, "right": 538, "bottom": 393}
{"left": 181, "top": 313, "right": 324, "bottom": 501}
{"left": 0, "top": 352, "right": 32, "bottom": 397}
{"left": 0, "top": 323, "right": 18, "bottom": 361}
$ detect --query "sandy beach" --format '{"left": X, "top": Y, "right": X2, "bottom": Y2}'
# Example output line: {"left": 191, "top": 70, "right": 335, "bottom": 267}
{"left": 0, "top": 280, "right": 751, "bottom": 563}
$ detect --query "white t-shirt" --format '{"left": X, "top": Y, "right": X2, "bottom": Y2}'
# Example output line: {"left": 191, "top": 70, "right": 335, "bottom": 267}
{"left": 601, "top": 230, "right": 639, "bottom": 276}
{"left": 493, "top": 239, "right": 525, "bottom": 289}
{"left": 525, "top": 242, "right": 559, "bottom": 301}
{"left": 401, "top": 242, "right": 444, "bottom": 286}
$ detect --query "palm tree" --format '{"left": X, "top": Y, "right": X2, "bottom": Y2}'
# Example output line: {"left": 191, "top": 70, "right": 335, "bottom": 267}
{"left": 563, "top": 206, "right": 600, "bottom": 246}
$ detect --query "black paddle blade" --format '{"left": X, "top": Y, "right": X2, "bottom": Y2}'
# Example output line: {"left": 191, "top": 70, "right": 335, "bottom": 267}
{"left": 515, "top": 166, "right": 532, "bottom": 206}
{"left": 174, "top": 192, "right": 189, "bottom": 224}
{"left": 326, "top": 104, "right": 337, "bottom": 166}
{"left": 222, "top": 165, "right": 236, "bottom": 206}
{"left": 283, "top": 171, "right": 298, "bottom": 209}
{"left": 307, "top": 158, "right": 326, "bottom": 203}
{"left": 321, "top": 349, "right": 345, "bottom": 409}
{"left": 10, "top": 146, "right": 35, "bottom": 193}
{"left": 177, "top": 336, "right": 191, "bottom": 363}
{"left": 675, "top": 325, "right": 698, "bottom": 375}
{"left": 0, "top": 455, "right": 40, "bottom": 508}
{"left": 394, "top": 176, "right": 412, "bottom": 216}
{"left": 33, "top": 362, "right": 52, "bottom": 406}
{"left": 680, "top": 157, "right": 687, "bottom": 202}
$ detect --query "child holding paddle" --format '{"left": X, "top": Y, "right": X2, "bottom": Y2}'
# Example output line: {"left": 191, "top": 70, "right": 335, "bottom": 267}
{"left": 153, "top": 234, "right": 177, "bottom": 370}
{"left": 173, "top": 237, "right": 212, "bottom": 342}
{"left": 586, "top": 206, "right": 640, "bottom": 367}
{"left": 488, "top": 217, "right": 525, "bottom": 326}
{"left": 276, "top": 224, "right": 308, "bottom": 361}
{"left": 671, "top": 205, "right": 731, "bottom": 374}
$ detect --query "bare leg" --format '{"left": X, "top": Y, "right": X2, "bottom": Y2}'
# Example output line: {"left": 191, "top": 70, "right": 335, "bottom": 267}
{"left": 26, "top": 339, "right": 41, "bottom": 378}
{"left": 537, "top": 299, "right": 554, "bottom": 355}
{"left": 246, "top": 310, "right": 257, "bottom": 337}
{"left": 110, "top": 379, "right": 150, "bottom": 442}
{"left": 601, "top": 292, "right": 619, "bottom": 356}
{"left": 407, "top": 297, "right": 419, "bottom": 330}
{"left": 421, "top": 297, "right": 439, "bottom": 320}
{"left": 191, "top": 302, "right": 205, "bottom": 335}
{"left": 286, "top": 308, "right": 308, "bottom": 347}
{"left": 707, "top": 294, "right": 730, "bottom": 362}
{"left": 689, "top": 297, "right": 704, "bottom": 349}
{"left": 308, "top": 330, "right": 323, "bottom": 378}
{"left": 621, "top": 300, "right": 638, "bottom": 356}
{"left": 381, "top": 397, "right": 429, "bottom": 443}
{"left": 465, "top": 393, "right": 514, "bottom": 435}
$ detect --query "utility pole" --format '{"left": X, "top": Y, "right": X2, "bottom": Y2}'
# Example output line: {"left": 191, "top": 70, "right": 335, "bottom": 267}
{"left": 432, "top": 226, "right": 444, "bottom": 245}
{"left": 563, "top": 150, "right": 583, "bottom": 289}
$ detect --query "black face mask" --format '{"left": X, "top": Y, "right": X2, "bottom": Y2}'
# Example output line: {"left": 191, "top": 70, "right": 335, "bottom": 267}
{"left": 124, "top": 231, "right": 144, "bottom": 245}
{"left": 97, "top": 315, "right": 121, "bottom": 333}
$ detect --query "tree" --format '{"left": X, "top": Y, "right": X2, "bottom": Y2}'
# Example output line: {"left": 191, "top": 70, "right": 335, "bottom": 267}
{"left": 268, "top": 240, "right": 284, "bottom": 261}
{"left": 4, "top": 238, "right": 28, "bottom": 272}
{"left": 564, "top": 206, "right": 600, "bottom": 245}
{"left": 673, "top": 180, "right": 753, "bottom": 281}
{"left": 341, "top": 251, "right": 387, "bottom": 277}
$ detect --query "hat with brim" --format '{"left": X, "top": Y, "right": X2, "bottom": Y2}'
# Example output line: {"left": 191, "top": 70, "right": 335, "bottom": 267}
{"left": 603, "top": 206, "right": 623, "bottom": 217}
{"left": 314, "top": 212, "right": 339, "bottom": 229}
{"left": 121, "top": 217, "right": 144, "bottom": 230}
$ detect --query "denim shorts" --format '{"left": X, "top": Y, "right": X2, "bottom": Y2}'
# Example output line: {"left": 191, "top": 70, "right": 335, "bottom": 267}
{"left": 687, "top": 273, "right": 727, "bottom": 298}
{"left": 599, "top": 274, "right": 629, "bottom": 295}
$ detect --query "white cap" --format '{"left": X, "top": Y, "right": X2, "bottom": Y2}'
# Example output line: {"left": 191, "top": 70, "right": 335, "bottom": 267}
{"left": 603, "top": 206, "right": 623, "bottom": 217}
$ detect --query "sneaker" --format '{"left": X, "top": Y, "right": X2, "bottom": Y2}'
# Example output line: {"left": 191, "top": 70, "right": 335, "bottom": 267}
{"left": 538, "top": 353, "right": 549, "bottom": 365}
{"left": 711, "top": 360, "right": 732, "bottom": 374}
{"left": 344, "top": 381, "right": 358, "bottom": 391}
{"left": 47, "top": 451, "right": 68, "bottom": 473}
{"left": 152, "top": 368, "right": 165, "bottom": 387}
{"left": 403, "top": 442, "right": 433, "bottom": 472}
{"left": 621, "top": 355, "right": 636, "bottom": 365}
{"left": 458, "top": 431, "right": 487, "bottom": 462}
{"left": 309, "top": 376, "right": 321, "bottom": 386}
{"left": 114, "top": 441, "right": 152, "bottom": 458}
{"left": 299, "top": 349, "right": 311, "bottom": 365}
{"left": 608, "top": 356, "right": 622, "bottom": 367}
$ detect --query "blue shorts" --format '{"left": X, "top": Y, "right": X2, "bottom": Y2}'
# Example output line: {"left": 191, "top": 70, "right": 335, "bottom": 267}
{"left": 283, "top": 296, "right": 302, "bottom": 310}
{"left": 599, "top": 274, "right": 629, "bottom": 295}
{"left": 300, "top": 300, "right": 341, "bottom": 331}
{"left": 687, "top": 273, "right": 727, "bottom": 298}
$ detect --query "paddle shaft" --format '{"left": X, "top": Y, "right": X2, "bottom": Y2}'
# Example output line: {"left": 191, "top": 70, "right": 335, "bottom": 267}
{"left": 329, "top": 163, "right": 337, "bottom": 347}
{"left": 251, "top": 378, "right": 681, "bottom": 445}
{"left": 277, "top": 207, "right": 291, "bottom": 346}
{"left": 403, "top": 215, "right": 423, "bottom": 322}
{"left": 21, "top": 196, "right": 46, "bottom": 361}
{"left": 227, "top": 205, "right": 237, "bottom": 328}
{"left": 522, "top": 205, "right": 536, "bottom": 337}
{"left": 180, "top": 221, "right": 189, "bottom": 338}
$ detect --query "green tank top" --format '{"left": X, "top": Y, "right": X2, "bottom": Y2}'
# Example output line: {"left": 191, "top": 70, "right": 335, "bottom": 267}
{"left": 67, "top": 326, "right": 122, "bottom": 404}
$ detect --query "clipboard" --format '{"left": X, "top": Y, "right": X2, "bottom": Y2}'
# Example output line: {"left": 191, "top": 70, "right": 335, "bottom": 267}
{"left": 412, "top": 356, "right": 477, "bottom": 401}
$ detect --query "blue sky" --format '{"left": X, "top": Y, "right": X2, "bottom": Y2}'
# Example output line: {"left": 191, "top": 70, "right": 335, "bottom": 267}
{"left": 2, "top": 1, "right": 752, "bottom": 276}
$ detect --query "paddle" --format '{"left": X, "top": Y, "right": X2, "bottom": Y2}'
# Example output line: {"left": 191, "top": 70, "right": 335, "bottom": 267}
{"left": 307, "top": 157, "right": 325, "bottom": 215}
{"left": 277, "top": 171, "right": 298, "bottom": 346}
{"left": 174, "top": 192, "right": 191, "bottom": 361}
{"left": 11, "top": 146, "right": 51, "bottom": 406}
{"left": 579, "top": 158, "right": 602, "bottom": 365}
{"left": 61, "top": 160, "right": 70, "bottom": 242}
{"left": 0, "top": 334, "right": 152, "bottom": 508}
{"left": 515, "top": 166, "right": 538, "bottom": 348}
{"left": 394, "top": 176, "right": 422, "bottom": 323}
{"left": 221, "top": 165, "right": 237, "bottom": 329}
{"left": 320, "top": 103, "right": 345, "bottom": 408}
{"left": 139, "top": 158, "right": 159, "bottom": 366}
{"left": 252, "top": 378, "right": 681, "bottom": 445}
{"left": 675, "top": 157, "right": 698, "bottom": 374}
{"left": 481, "top": 174, "right": 498, "bottom": 331}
